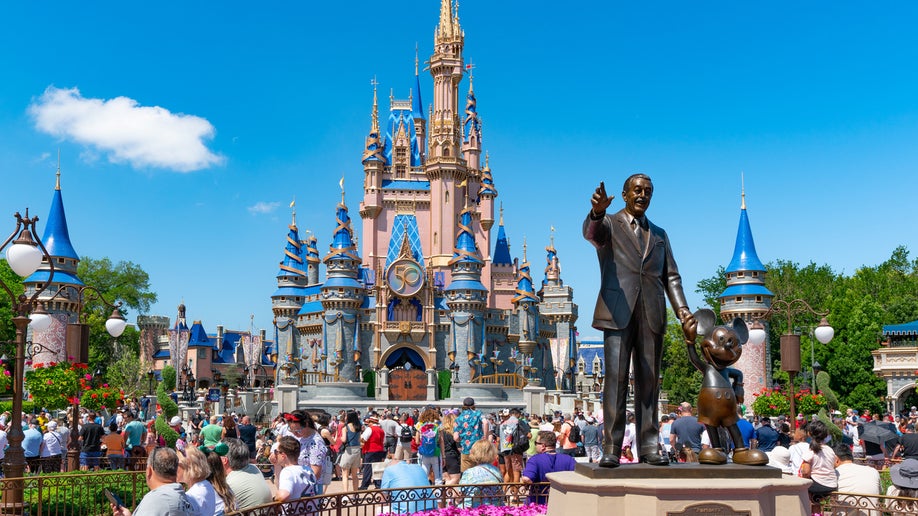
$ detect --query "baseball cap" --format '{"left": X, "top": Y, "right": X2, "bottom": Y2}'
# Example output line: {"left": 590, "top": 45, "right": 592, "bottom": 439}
{"left": 170, "top": 416, "right": 182, "bottom": 426}
{"left": 463, "top": 397, "right": 475, "bottom": 407}
{"left": 501, "top": 408, "right": 510, "bottom": 416}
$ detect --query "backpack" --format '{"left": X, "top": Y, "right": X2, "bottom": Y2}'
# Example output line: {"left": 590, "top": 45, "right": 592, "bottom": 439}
{"left": 567, "top": 422, "right": 581, "bottom": 444}
{"left": 510, "top": 419, "right": 530, "bottom": 455}
{"left": 418, "top": 423, "right": 439, "bottom": 456}
{"left": 399, "top": 424, "right": 414, "bottom": 443}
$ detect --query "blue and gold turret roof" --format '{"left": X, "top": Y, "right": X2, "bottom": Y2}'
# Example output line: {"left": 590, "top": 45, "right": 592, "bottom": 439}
{"left": 492, "top": 205, "right": 512, "bottom": 265}
{"left": 449, "top": 204, "right": 483, "bottom": 266}
{"left": 324, "top": 190, "right": 361, "bottom": 264}
{"left": 478, "top": 153, "right": 496, "bottom": 197}
{"left": 277, "top": 209, "right": 307, "bottom": 279}
{"left": 446, "top": 202, "right": 487, "bottom": 293}
{"left": 725, "top": 190, "right": 765, "bottom": 274}
{"left": 512, "top": 242, "right": 539, "bottom": 304}
{"left": 463, "top": 70, "right": 481, "bottom": 144}
{"left": 362, "top": 80, "right": 386, "bottom": 164}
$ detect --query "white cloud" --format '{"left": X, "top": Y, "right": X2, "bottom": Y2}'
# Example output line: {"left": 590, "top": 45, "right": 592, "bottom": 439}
{"left": 247, "top": 201, "right": 280, "bottom": 215}
{"left": 28, "top": 86, "right": 224, "bottom": 172}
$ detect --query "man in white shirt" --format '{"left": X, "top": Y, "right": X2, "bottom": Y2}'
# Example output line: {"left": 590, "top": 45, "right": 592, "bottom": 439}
{"left": 834, "top": 443, "right": 880, "bottom": 513}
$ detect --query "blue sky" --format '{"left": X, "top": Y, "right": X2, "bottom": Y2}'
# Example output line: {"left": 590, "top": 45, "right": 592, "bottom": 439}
{"left": 3, "top": 1, "right": 918, "bottom": 340}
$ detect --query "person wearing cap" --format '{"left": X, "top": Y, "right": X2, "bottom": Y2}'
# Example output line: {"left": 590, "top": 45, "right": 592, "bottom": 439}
{"left": 39, "top": 420, "right": 64, "bottom": 472}
{"left": 753, "top": 416, "right": 779, "bottom": 453}
{"left": 521, "top": 431, "right": 577, "bottom": 504}
{"left": 359, "top": 415, "right": 386, "bottom": 490}
{"left": 582, "top": 416, "right": 601, "bottom": 463}
{"left": 887, "top": 458, "right": 918, "bottom": 515}
{"left": 454, "top": 397, "right": 489, "bottom": 473}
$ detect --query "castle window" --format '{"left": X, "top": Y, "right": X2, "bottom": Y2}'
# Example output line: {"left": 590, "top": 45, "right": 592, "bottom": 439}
{"left": 735, "top": 296, "right": 743, "bottom": 303}
{"left": 395, "top": 165, "right": 406, "bottom": 178}
{"left": 445, "top": 191, "right": 449, "bottom": 204}
{"left": 197, "top": 348, "right": 206, "bottom": 359}
{"left": 434, "top": 232, "right": 438, "bottom": 245}
{"left": 752, "top": 271, "right": 759, "bottom": 277}
{"left": 737, "top": 272, "right": 745, "bottom": 278}
{"left": 755, "top": 296, "right": 763, "bottom": 303}
{"left": 57, "top": 258, "right": 65, "bottom": 264}
{"left": 443, "top": 146, "right": 451, "bottom": 157}
{"left": 396, "top": 148, "right": 407, "bottom": 160}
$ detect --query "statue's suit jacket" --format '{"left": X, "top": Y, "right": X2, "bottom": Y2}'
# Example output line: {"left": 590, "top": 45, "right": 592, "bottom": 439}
{"left": 583, "top": 208, "right": 688, "bottom": 333}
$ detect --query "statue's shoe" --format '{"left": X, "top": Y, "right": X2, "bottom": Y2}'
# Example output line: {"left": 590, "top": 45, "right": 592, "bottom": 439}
{"left": 732, "top": 448, "right": 769, "bottom": 466}
{"left": 598, "top": 453, "right": 620, "bottom": 468}
{"left": 699, "top": 447, "right": 728, "bottom": 465}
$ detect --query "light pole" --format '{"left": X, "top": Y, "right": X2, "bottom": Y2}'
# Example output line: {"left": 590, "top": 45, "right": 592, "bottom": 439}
{"left": 46, "top": 285, "right": 126, "bottom": 472}
{"left": 748, "top": 299, "right": 834, "bottom": 422}
{"left": 0, "top": 211, "right": 55, "bottom": 507}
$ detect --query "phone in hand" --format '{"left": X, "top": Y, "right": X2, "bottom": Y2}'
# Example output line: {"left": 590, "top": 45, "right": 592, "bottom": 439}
{"left": 104, "top": 488, "right": 123, "bottom": 508}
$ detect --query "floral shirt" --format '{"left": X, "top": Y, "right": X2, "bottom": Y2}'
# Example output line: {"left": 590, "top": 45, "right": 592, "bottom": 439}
{"left": 458, "top": 464, "right": 504, "bottom": 508}
{"left": 455, "top": 409, "right": 483, "bottom": 455}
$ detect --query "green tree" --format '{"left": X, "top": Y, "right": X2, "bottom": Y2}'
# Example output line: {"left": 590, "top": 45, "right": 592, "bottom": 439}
{"left": 76, "top": 257, "right": 156, "bottom": 374}
{"left": 661, "top": 311, "right": 701, "bottom": 406}
{"left": 0, "top": 260, "right": 24, "bottom": 358}
{"left": 694, "top": 266, "right": 726, "bottom": 319}
{"left": 155, "top": 365, "right": 179, "bottom": 448}
{"left": 106, "top": 352, "right": 145, "bottom": 399}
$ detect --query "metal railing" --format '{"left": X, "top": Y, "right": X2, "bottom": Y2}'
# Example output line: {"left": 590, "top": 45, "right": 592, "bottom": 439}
{"left": 228, "top": 482, "right": 550, "bottom": 516}
{"left": 298, "top": 371, "right": 334, "bottom": 386}
{"left": 822, "top": 491, "right": 918, "bottom": 515}
{"left": 0, "top": 470, "right": 148, "bottom": 516}
{"left": 471, "top": 373, "right": 527, "bottom": 389}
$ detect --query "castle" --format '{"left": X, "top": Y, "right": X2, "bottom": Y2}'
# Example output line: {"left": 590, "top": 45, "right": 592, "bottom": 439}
{"left": 270, "top": 0, "right": 578, "bottom": 404}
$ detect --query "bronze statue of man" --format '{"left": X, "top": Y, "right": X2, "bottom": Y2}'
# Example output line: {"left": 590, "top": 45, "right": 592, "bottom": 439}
{"left": 582, "top": 174, "right": 694, "bottom": 467}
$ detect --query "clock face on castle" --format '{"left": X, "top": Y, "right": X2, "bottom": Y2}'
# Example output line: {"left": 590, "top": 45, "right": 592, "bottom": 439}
{"left": 386, "top": 258, "right": 424, "bottom": 297}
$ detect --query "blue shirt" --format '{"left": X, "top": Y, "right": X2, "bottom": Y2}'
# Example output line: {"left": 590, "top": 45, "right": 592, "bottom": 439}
{"left": 755, "top": 424, "right": 779, "bottom": 452}
{"left": 22, "top": 427, "right": 42, "bottom": 458}
{"left": 380, "top": 462, "right": 436, "bottom": 514}
{"left": 736, "top": 418, "right": 755, "bottom": 448}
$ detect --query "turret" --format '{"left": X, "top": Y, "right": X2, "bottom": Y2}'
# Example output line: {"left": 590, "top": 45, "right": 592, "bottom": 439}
{"left": 24, "top": 164, "right": 84, "bottom": 364}
{"left": 272, "top": 205, "right": 308, "bottom": 378}
{"left": 445, "top": 200, "right": 488, "bottom": 383}
{"left": 360, "top": 80, "right": 385, "bottom": 222}
{"left": 718, "top": 184, "right": 773, "bottom": 401}
{"left": 537, "top": 228, "right": 577, "bottom": 391}
{"left": 321, "top": 184, "right": 364, "bottom": 381}
{"left": 461, "top": 68, "right": 482, "bottom": 172}
{"left": 427, "top": 0, "right": 467, "bottom": 267}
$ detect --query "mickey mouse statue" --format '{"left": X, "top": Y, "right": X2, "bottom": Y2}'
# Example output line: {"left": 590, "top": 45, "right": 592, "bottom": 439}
{"left": 683, "top": 309, "right": 768, "bottom": 466}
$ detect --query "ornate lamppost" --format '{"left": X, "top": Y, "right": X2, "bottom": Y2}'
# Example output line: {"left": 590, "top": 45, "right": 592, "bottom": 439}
{"left": 0, "top": 211, "right": 56, "bottom": 507}
{"left": 747, "top": 299, "right": 834, "bottom": 421}
{"left": 44, "top": 285, "right": 126, "bottom": 472}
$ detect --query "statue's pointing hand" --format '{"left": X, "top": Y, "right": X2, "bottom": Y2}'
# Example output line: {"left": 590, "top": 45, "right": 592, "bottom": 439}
{"left": 591, "top": 181, "right": 614, "bottom": 217}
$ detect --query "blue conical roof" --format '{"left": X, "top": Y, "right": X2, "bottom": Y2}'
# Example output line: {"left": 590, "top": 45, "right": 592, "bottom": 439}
{"left": 449, "top": 207, "right": 483, "bottom": 265}
{"left": 493, "top": 222, "right": 512, "bottom": 265}
{"left": 413, "top": 72, "right": 425, "bottom": 120}
{"left": 512, "top": 259, "right": 539, "bottom": 304}
{"left": 42, "top": 187, "right": 79, "bottom": 260}
{"left": 463, "top": 88, "right": 481, "bottom": 144}
{"left": 478, "top": 155, "right": 496, "bottom": 196}
{"left": 725, "top": 208, "right": 765, "bottom": 273}
{"left": 277, "top": 223, "right": 307, "bottom": 278}
{"left": 324, "top": 201, "right": 360, "bottom": 262}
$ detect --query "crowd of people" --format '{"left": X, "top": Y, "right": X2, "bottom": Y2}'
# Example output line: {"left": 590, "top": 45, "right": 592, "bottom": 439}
{"left": 11, "top": 393, "right": 918, "bottom": 515}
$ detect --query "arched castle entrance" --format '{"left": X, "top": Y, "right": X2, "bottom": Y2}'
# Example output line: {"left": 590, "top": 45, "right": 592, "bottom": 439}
{"left": 382, "top": 345, "right": 427, "bottom": 401}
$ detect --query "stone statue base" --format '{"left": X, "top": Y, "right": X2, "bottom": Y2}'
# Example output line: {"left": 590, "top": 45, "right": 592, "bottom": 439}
{"left": 546, "top": 463, "right": 810, "bottom": 516}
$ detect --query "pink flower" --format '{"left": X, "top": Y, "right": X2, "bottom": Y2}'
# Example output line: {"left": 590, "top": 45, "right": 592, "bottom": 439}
{"left": 46, "top": 380, "right": 53, "bottom": 385}
{"left": 3, "top": 370, "right": 9, "bottom": 377}
{"left": 85, "top": 374, "right": 91, "bottom": 381}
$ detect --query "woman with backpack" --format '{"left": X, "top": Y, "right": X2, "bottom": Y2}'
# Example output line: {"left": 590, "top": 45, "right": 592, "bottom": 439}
{"left": 414, "top": 408, "right": 443, "bottom": 484}
{"left": 338, "top": 411, "right": 363, "bottom": 492}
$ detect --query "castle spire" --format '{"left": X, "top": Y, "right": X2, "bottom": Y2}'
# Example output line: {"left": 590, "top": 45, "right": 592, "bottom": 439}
{"left": 512, "top": 239, "right": 539, "bottom": 305}
{"left": 362, "top": 78, "right": 385, "bottom": 163}
{"left": 56, "top": 149, "right": 61, "bottom": 190}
